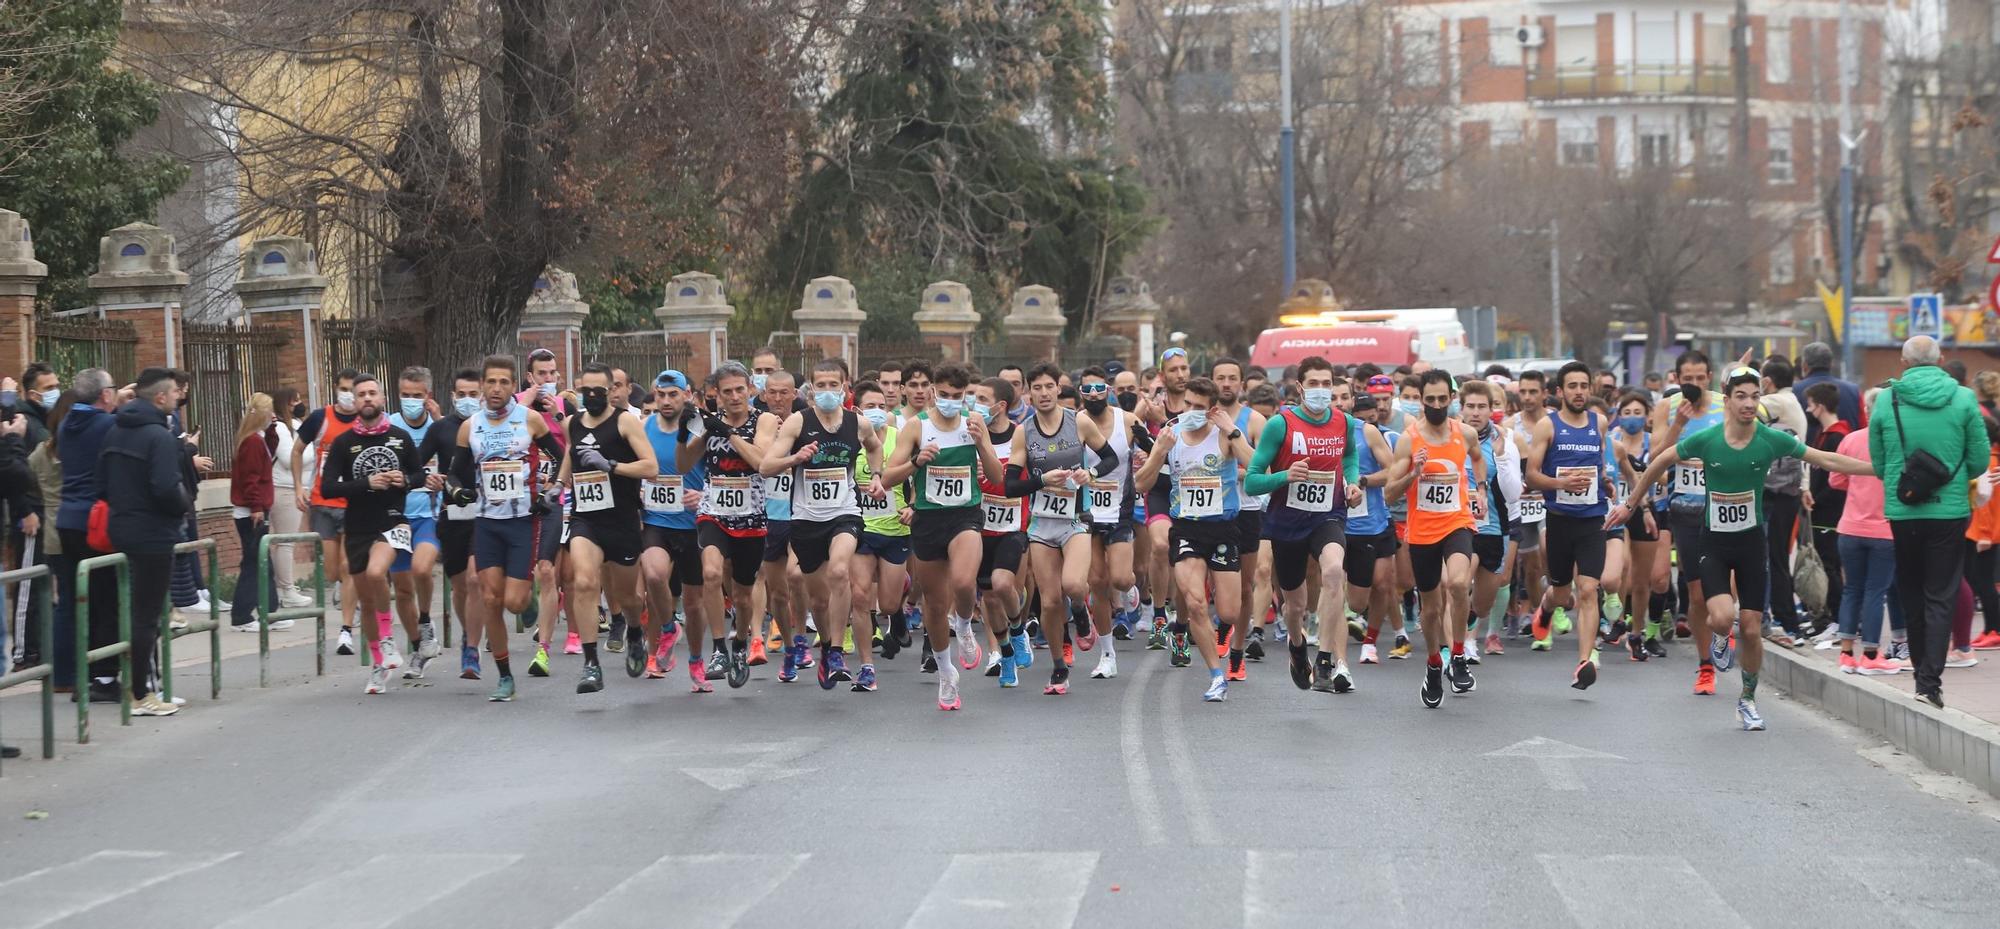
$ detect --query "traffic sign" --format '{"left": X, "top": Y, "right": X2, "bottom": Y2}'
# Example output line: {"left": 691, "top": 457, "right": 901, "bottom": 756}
{"left": 1988, "top": 234, "right": 2000, "bottom": 264}
{"left": 1909, "top": 292, "right": 1944, "bottom": 340}
{"left": 1990, "top": 276, "right": 1999, "bottom": 314}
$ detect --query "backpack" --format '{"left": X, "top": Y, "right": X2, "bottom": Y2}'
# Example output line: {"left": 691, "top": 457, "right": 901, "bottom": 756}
{"left": 1761, "top": 407, "right": 1805, "bottom": 497}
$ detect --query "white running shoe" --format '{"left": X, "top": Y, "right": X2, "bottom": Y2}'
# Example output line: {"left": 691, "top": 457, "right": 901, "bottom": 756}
{"left": 336, "top": 627, "right": 356, "bottom": 656}
{"left": 278, "top": 589, "right": 314, "bottom": 609}
{"left": 378, "top": 637, "right": 404, "bottom": 671}
{"left": 366, "top": 665, "right": 391, "bottom": 694}
{"left": 1359, "top": 643, "right": 1379, "bottom": 664}
{"left": 402, "top": 653, "right": 432, "bottom": 680}
{"left": 1092, "top": 650, "right": 1118, "bottom": 679}
{"left": 951, "top": 616, "right": 982, "bottom": 670}
{"left": 418, "top": 623, "right": 441, "bottom": 660}
{"left": 268, "top": 618, "right": 296, "bottom": 631}
{"left": 1464, "top": 638, "right": 1481, "bottom": 665}
{"left": 984, "top": 651, "right": 1001, "bottom": 675}
{"left": 937, "top": 655, "right": 961, "bottom": 710}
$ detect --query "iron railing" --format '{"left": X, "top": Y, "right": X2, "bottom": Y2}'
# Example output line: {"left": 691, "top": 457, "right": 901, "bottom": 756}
{"left": 35, "top": 314, "right": 139, "bottom": 385}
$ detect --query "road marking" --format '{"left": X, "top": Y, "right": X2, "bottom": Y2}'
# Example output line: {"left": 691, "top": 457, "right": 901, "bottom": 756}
{"left": 903, "top": 852, "right": 1098, "bottom": 929}
{"left": 1244, "top": 850, "right": 1404, "bottom": 928}
{"left": 0, "top": 850, "right": 239, "bottom": 929}
{"left": 1484, "top": 736, "right": 1623, "bottom": 790}
{"left": 1117, "top": 650, "right": 1168, "bottom": 846}
{"left": 1849, "top": 856, "right": 2000, "bottom": 928}
{"left": 1539, "top": 854, "right": 1749, "bottom": 929}
{"left": 215, "top": 854, "right": 518, "bottom": 929}
{"left": 680, "top": 737, "right": 820, "bottom": 792}
{"left": 553, "top": 853, "right": 806, "bottom": 929}
{"left": 1157, "top": 660, "right": 1220, "bottom": 845}
{"left": 278, "top": 727, "right": 449, "bottom": 845}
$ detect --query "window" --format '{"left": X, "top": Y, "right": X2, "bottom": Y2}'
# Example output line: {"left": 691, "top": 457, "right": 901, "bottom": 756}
{"left": 1407, "top": 125, "right": 1444, "bottom": 189}
{"left": 1402, "top": 26, "right": 1441, "bottom": 86}
{"left": 1490, "top": 122, "right": 1525, "bottom": 149}
{"left": 1185, "top": 39, "right": 1232, "bottom": 73}
{"left": 1560, "top": 124, "right": 1599, "bottom": 166}
{"left": 1556, "top": 23, "right": 1596, "bottom": 70}
{"left": 1767, "top": 126, "right": 1794, "bottom": 184}
{"left": 1703, "top": 116, "right": 1732, "bottom": 167}
{"left": 1769, "top": 240, "right": 1796, "bottom": 285}
{"left": 1247, "top": 26, "right": 1279, "bottom": 71}
{"left": 1488, "top": 20, "right": 1522, "bottom": 67}
{"left": 1636, "top": 15, "right": 1675, "bottom": 67}
{"left": 1766, "top": 23, "right": 1790, "bottom": 84}
{"left": 1701, "top": 20, "right": 1730, "bottom": 68}
{"left": 1639, "top": 130, "right": 1674, "bottom": 167}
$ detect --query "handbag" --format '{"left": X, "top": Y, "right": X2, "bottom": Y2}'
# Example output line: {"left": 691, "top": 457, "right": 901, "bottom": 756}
{"left": 1794, "top": 527, "right": 1828, "bottom": 619}
{"left": 1891, "top": 390, "right": 1957, "bottom": 506}
{"left": 87, "top": 499, "right": 113, "bottom": 553}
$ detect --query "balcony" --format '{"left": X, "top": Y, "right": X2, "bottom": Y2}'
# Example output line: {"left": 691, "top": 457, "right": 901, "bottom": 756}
{"left": 1529, "top": 63, "right": 1743, "bottom": 101}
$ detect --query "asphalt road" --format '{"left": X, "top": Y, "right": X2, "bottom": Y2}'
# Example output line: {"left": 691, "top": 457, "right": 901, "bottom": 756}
{"left": 3, "top": 625, "right": 1999, "bottom": 929}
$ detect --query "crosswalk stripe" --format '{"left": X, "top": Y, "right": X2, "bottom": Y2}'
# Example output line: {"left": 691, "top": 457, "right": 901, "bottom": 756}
{"left": 903, "top": 852, "right": 1098, "bottom": 929}
{"left": 551, "top": 853, "right": 806, "bottom": 929}
{"left": 1539, "top": 854, "right": 1749, "bottom": 929}
{"left": 1, "top": 850, "right": 240, "bottom": 929}
{"left": 212, "top": 854, "right": 519, "bottom": 929}
{"left": 1849, "top": 856, "right": 2000, "bottom": 928}
{"left": 1243, "top": 850, "right": 1404, "bottom": 929}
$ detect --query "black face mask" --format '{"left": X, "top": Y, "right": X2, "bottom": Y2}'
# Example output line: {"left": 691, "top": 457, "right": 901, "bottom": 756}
{"left": 1116, "top": 393, "right": 1138, "bottom": 412}
{"left": 1084, "top": 397, "right": 1108, "bottom": 415}
{"left": 1423, "top": 404, "right": 1448, "bottom": 425}
{"left": 581, "top": 388, "right": 609, "bottom": 416}
{"left": 291, "top": 402, "right": 307, "bottom": 420}
{"left": 1681, "top": 383, "right": 1704, "bottom": 408}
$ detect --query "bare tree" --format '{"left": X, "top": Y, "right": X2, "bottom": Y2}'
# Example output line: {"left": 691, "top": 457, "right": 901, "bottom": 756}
{"left": 1888, "top": 37, "right": 2000, "bottom": 303}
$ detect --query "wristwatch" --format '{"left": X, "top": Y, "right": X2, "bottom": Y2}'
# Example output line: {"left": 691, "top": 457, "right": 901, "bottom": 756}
{"left": 1226, "top": 429, "right": 1242, "bottom": 442}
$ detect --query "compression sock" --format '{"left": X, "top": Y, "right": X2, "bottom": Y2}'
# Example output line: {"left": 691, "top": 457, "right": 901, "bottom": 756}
{"left": 1741, "top": 670, "right": 1759, "bottom": 701}
{"left": 582, "top": 642, "right": 598, "bottom": 666}
{"left": 377, "top": 611, "right": 393, "bottom": 641}
{"left": 1428, "top": 649, "right": 1444, "bottom": 668}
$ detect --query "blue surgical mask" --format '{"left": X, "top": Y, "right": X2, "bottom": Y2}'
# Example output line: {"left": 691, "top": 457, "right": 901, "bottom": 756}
{"left": 1396, "top": 399, "right": 1422, "bottom": 418}
{"left": 861, "top": 408, "right": 889, "bottom": 430}
{"left": 813, "top": 390, "right": 843, "bottom": 412}
{"left": 1178, "top": 411, "right": 1207, "bottom": 434}
{"left": 538, "top": 382, "right": 557, "bottom": 397}
{"left": 934, "top": 397, "right": 965, "bottom": 418}
{"left": 1618, "top": 415, "right": 1645, "bottom": 434}
{"left": 38, "top": 388, "right": 58, "bottom": 408}
{"left": 1448, "top": 400, "right": 1462, "bottom": 420}
{"left": 968, "top": 402, "right": 990, "bottom": 422}
{"left": 453, "top": 396, "right": 480, "bottom": 419}
{"left": 752, "top": 374, "right": 769, "bottom": 393}
{"left": 400, "top": 398, "right": 427, "bottom": 421}
{"left": 1301, "top": 388, "right": 1333, "bottom": 414}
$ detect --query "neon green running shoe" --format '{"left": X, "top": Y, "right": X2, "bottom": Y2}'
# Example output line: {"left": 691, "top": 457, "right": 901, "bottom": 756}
{"left": 1603, "top": 594, "right": 1625, "bottom": 624}
{"left": 528, "top": 644, "right": 550, "bottom": 677}
{"left": 1551, "top": 607, "right": 1572, "bottom": 635}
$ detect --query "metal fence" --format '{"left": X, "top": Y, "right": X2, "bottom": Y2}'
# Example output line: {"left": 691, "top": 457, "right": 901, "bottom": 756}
{"left": 320, "top": 318, "right": 426, "bottom": 391}
{"left": 35, "top": 314, "right": 138, "bottom": 385}
{"left": 183, "top": 323, "right": 289, "bottom": 470}
{"left": 856, "top": 340, "right": 943, "bottom": 377}
{"left": 583, "top": 331, "right": 673, "bottom": 383}
{"left": 725, "top": 333, "right": 822, "bottom": 378}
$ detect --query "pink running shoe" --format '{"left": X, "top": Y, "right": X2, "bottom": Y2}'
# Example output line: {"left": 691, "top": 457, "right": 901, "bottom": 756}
{"left": 1483, "top": 633, "right": 1505, "bottom": 656}
{"left": 1838, "top": 652, "right": 1858, "bottom": 674}
{"left": 689, "top": 660, "right": 713, "bottom": 693}
{"left": 564, "top": 630, "right": 583, "bottom": 656}
{"left": 1857, "top": 653, "right": 1902, "bottom": 676}
{"left": 655, "top": 624, "right": 681, "bottom": 673}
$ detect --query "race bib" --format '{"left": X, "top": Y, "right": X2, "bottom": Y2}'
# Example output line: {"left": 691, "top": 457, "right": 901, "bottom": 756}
{"left": 445, "top": 501, "right": 477, "bottom": 522}
{"left": 1674, "top": 463, "right": 1707, "bottom": 496}
{"left": 859, "top": 487, "right": 893, "bottom": 516}
{"left": 1349, "top": 489, "right": 1370, "bottom": 520}
{"left": 1417, "top": 474, "right": 1460, "bottom": 514}
{"left": 1177, "top": 475, "right": 1223, "bottom": 519}
{"left": 1289, "top": 470, "right": 1338, "bottom": 514}
{"left": 643, "top": 476, "right": 683, "bottom": 514}
{"left": 1519, "top": 495, "right": 1546, "bottom": 522}
{"left": 572, "top": 471, "right": 613, "bottom": 513}
{"left": 982, "top": 494, "right": 1022, "bottom": 533}
{"left": 1087, "top": 480, "right": 1121, "bottom": 524}
{"left": 1556, "top": 466, "right": 1600, "bottom": 507}
{"left": 559, "top": 519, "right": 572, "bottom": 545}
{"left": 926, "top": 465, "right": 974, "bottom": 507}
{"left": 481, "top": 460, "right": 526, "bottom": 501}
{"left": 707, "top": 475, "right": 754, "bottom": 517}
{"left": 802, "top": 467, "right": 849, "bottom": 506}
{"left": 767, "top": 472, "right": 793, "bottom": 501}
{"left": 1032, "top": 487, "right": 1078, "bottom": 521}
{"left": 1709, "top": 490, "right": 1758, "bottom": 532}
{"left": 383, "top": 525, "right": 412, "bottom": 552}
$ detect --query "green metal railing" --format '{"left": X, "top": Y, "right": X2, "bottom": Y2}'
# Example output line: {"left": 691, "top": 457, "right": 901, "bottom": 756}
{"left": 0, "top": 564, "right": 57, "bottom": 772}
{"left": 158, "top": 538, "right": 221, "bottom": 703}
{"left": 258, "top": 532, "right": 328, "bottom": 685}
{"left": 73, "top": 553, "right": 132, "bottom": 744}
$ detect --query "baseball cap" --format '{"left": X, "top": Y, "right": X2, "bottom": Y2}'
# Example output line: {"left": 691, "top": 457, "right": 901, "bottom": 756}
{"left": 1365, "top": 374, "right": 1396, "bottom": 395}
{"left": 654, "top": 369, "right": 690, "bottom": 390}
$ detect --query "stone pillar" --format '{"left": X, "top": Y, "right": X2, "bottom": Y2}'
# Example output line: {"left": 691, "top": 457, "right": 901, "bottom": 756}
{"left": 519, "top": 267, "right": 590, "bottom": 377}
{"left": 794, "top": 276, "right": 866, "bottom": 373}
{"left": 913, "top": 281, "right": 980, "bottom": 363}
{"left": 1279, "top": 278, "right": 1342, "bottom": 319}
{"left": 1002, "top": 284, "right": 1065, "bottom": 365}
{"left": 656, "top": 271, "right": 735, "bottom": 383}
{"left": 1094, "top": 276, "right": 1161, "bottom": 370}
{"left": 86, "top": 223, "right": 189, "bottom": 371}
{"left": 234, "top": 236, "right": 330, "bottom": 405}
{"left": 0, "top": 210, "right": 47, "bottom": 376}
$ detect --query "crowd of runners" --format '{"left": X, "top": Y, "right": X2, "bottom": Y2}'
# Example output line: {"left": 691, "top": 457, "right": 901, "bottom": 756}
{"left": 11, "top": 335, "right": 1995, "bottom": 738}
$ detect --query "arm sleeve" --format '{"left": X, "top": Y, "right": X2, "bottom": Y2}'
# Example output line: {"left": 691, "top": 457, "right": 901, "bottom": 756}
{"left": 1001, "top": 463, "right": 1042, "bottom": 498}
{"left": 534, "top": 428, "right": 565, "bottom": 461}
{"left": 1090, "top": 441, "right": 1119, "bottom": 478}
{"left": 1242, "top": 416, "right": 1291, "bottom": 497}
{"left": 1130, "top": 422, "right": 1155, "bottom": 454}
{"left": 1343, "top": 415, "right": 1361, "bottom": 486}
{"left": 1497, "top": 443, "right": 1524, "bottom": 507}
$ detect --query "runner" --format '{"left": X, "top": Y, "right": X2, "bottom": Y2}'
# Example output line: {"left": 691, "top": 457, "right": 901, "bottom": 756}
{"left": 520, "top": 348, "right": 576, "bottom": 676}
{"left": 317, "top": 374, "right": 422, "bottom": 695}
{"left": 436, "top": 369, "right": 486, "bottom": 678}
{"left": 1243, "top": 356, "right": 1366, "bottom": 692}
{"left": 878, "top": 362, "right": 1007, "bottom": 710}
{"left": 1611, "top": 364, "right": 1873, "bottom": 729}
{"left": 1209, "top": 358, "right": 1267, "bottom": 682}
{"left": 1523, "top": 362, "right": 1617, "bottom": 690}
{"left": 1510, "top": 370, "right": 1553, "bottom": 644}
{"left": 1142, "top": 348, "right": 1194, "bottom": 645}
{"left": 1133, "top": 376, "right": 1254, "bottom": 702}
{"left": 1014, "top": 363, "right": 1122, "bottom": 695}
{"left": 452, "top": 355, "right": 564, "bottom": 701}
{"left": 1378, "top": 370, "right": 1487, "bottom": 708}
{"left": 552, "top": 363, "right": 657, "bottom": 694}
{"left": 756, "top": 370, "right": 806, "bottom": 679}
{"left": 849, "top": 380, "right": 911, "bottom": 689}
{"left": 1649, "top": 350, "right": 1730, "bottom": 693}
{"left": 1079, "top": 366, "right": 1146, "bottom": 679}
{"left": 760, "top": 359, "right": 886, "bottom": 692}
{"left": 637, "top": 369, "right": 704, "bottom": 688}
{"left": 969, "top": 377, "right": 1030, "bottom": 687}
{"left": 1610, "top": 389, "right": 1671, "bottom": 660}
{"left": 292, "top": 368, "right": 361, "bottom": 655}
{"left": 386, "top": 366, "right": 447, "bottom": 679}
{"left": 1345, "top": 391, "right": 1406, "bottom": 666}
{"left": 1458, "top": 380, "right": 1520, "bottom": 667}
{"left": 690, "top": 362, "right": 779, "bottom": 689}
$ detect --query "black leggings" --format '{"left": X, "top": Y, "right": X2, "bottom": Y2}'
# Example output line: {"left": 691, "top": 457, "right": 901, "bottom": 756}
{"left": 128, "top": 550, "right": 174, "bottom": 698}
{"left": 1966, "top": 539, "right": 2000, "bottom": 636}
{"left": 1763, "top": 493, "right": 1801, "bottom": 631}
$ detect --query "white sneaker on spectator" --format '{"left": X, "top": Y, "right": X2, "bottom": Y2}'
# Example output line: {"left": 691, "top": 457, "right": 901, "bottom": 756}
{"left": 166, "top": 694, "right": 187, "bottom": 706}
{"left": 278, "top": 590, "right": 313, "bottom": 609}
{"left": 169, "top": 617, "right": 190, "bottom": 632}
{"left": 232, "top": 621, "right": 261, "bottom": 633}
{"left": 268, "top": 618, "right": 296, "bottom": 631}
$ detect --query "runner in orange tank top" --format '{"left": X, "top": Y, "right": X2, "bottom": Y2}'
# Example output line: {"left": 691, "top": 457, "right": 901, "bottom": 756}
{"left": 1380, "top": 370, "right": 1487, "bottom": 708}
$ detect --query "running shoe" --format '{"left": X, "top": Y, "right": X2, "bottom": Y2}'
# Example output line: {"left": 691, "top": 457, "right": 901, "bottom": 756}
{"left": 999, "top": 654, "right": 1019, "bottom": 688}
{"left": 1420, "top": 665, "right": 1444, "bottom": 708}
{"left": 656, "top": 624, "right": 681, "bottom": 673}
{"left": 1449, "top": 656, "right": 1475, "bottom": 694}
{"left": 1290, "top": 645, "right": 1313, "bottom": 690}
{"left": 921, "top": 643, "right": 938, "bottom": 674}
{"left": 1311, "top": 661, "right": 1338, "bottom": 693}
{"left": 1856, "top": 653, "right": 1902, "bottom": 675}
{"left": 817, "top": 645, "right": 836, "bottom": 689}
{"left": 1890, "top": 641, "right": 1912, "bottom": 663}
{"left": 577, "top": 663, "right": 604, "bottom": 694}
{"left": 826, "top": 649, "right": 853, "bottom": 685}
{"left": 852, "top": 664, "right": 878, "bottom": 692}
{"left": 1092, "top": 650, "right": 1118, "bottom": 679}
{"left": 952, "top": 617, "right": 983, "bottom": 670}
{"left": 1464, "top": 638, "right": 1482, "bottom": 666}
{"left": 644, "top": 653, "right": 665, "bottom": 679}
{"left": 1330, "top": 661, "right": 1354, "bottom": 694}
{"left": 1551, "top": 607, "right": 1572, "bottom": 635}
{"left": 779, "top": 640, "right": 800, "bottom": 684}
{"left": 402, "top": 652, "right": 431, "bottom": 680}
{"left": 1484, "top": 633, "right": 1505, "bottom": 656}
{"left": 1530, "top": 636, "right": 1552, "bottom": 652}
{"left": 1145, "top": 622, "right": 1169, "bottom": 651}
{"left": 1571, "top": 656, "right": 1598, "bottom": 691}
{"left": 625, "top": 637, "right": 646, "bottom": 678}
{"left": 1946, "top": 650, "right": 1980, "bottom": 669}
{"left": 605, "top": 615, "right": 626, "bottom": 652}
{"left": 1674, "top": 618, "right": 1692, "bottom": 638}
{"left": 905, "top": 605, "right": 922, "bottom": 643}
{"left": 937, "top": 660, "right": 961, "bottom": 711}
{"left": 689, "top": 660, "right": 712, "bottom": 693}
{"left": 366, "top": 664, "right": 391, "bottom": 694}
{"left": 1202, "top": 672, "right": 1228, "bottom": 703}
{"left": 705, "top": 648, "right": 728, "bottom": 679}
{"left": 1170, "top": 632, "right": 1192, "bottom": 668}
{"left": 489, "top": 675, "right": 516, "bottom": 702}
{"left": 379, "top": 637, "right": 403, "bottom": 671}
{"left": 1837, "top": 651, "right": 1859, "bottom": 674}
{"left": 1044, "top": 665, "right": 1071, "bottom": 696}
{"left": 1011, "top": 631, "right": 1034, "bottom": 670}
{"left": 797, "top": 649, "right": 815, "bottom": 670}
{"left": 1712, "top": 634, "right": 1736, "bottom": 671}
{"left": 1074, "top": 616, "right": 1098, "bottom": 652}
{"left": 1603, "top": 593, "right": 1625, "bottom": 624}
{"left": 1627, "top": 633, "right": 1647, "bottom": 662}
{"left": 1644, "top": 636, "right": 1667, "bottom": 658}
{"left": 985, "top": 652, "right": 1003, "bottom": 677}
{"left": 337, "top": 626, "right": 356, "bottom": 656}
{"left": 1347, "top": 615, "right": 1366, "bottom": 641}
{"left": 1113, "top": 614, "right": 1133, "bottom": 640}
{"left": 1693, "top": 663, "right": 1716, "bottom": 695}
{"left": 418, "top": 623, "right": 441, "bottom": 660}
{"left": 748, "top": 635, "right": 769, "bottom": 667}
{"left": 726, "top": 639, "right": 751, "bottom": 689}
{"left": 1246, "top": 626, "right": 1266, "bottom": 662}
{"left": 878, "top": 625, "right": 902, "bottom": 660}
{"left": 1389, "top": 635, "right": 1412, "bottom": 659}
{"left": 1226, "top": 659, "right": 1246, "bottom": 682}
{"left": 1737, "top": 699, "right": 1765, "bottom": 731}
{"left": 460, "top": 643, "right": 480, "bottom": 680}
{"left": 529, "top": 644, "right": 551, "bottom": 677}
{"left": 1062, "top": 640, "right": 1074, "bottom": 665}
{"left": 564, "top": 630, "right": 582, "bottom": 655}
{"left": 1529, "top": 608, "right": 1550, "bottom": 642}
{"left": 1359, "top": 643, "right": 1380, "bottom": 664}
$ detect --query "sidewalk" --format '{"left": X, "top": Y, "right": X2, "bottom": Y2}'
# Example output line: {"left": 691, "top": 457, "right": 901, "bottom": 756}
{"left": 1764, "top": 635, "right": 2000, "bottom": 800}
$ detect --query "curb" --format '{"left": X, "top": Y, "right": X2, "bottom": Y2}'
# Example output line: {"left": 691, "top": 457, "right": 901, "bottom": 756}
{"left": 1764, "top": 644, "right": 2000, "bottom": 799}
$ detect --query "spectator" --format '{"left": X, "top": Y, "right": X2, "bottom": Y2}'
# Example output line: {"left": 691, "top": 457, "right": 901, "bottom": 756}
{"left": 1961, "top": 415, "right": 2000, "bottom": 655}
{"left": 1973, "top": 370, "right": 2000, "bottom": 424}
{"left": 267, "top": 387, "right": 311, "bottom": 607}
{"left": 229, "top": 393, "right": 282, "bottom": 630}
{"left": 1759, "top": 360, "right": 1809, "bottom": 641}
{"left": 1793, "top": 341, "right": 1864, "bottom": 444}
{"left": 17, "top": 393, "right": 71, "bottom": 674}
{"left": 52, "top": 368, "right": 121, "bottom": 700}
{"left": 1643, "top": 372, "right": 1665, "bottom": 400}
{"left": 1831, "top": 389, "right": 1899, "bottom": 674}
{"left": 1870, "top": 336, "right": 1991, "bottom": 708}
{"left": 166, "top": 370, "right": 213, "bottom": 623}
{"left": 98, "top": 367, "right": 194, "bottom": 716}
{"left": 1947, "top": 359, "right": 1970, "bottom": 386}
{"left": 1803, "top": 382, "right": 1852, "bottom": 637}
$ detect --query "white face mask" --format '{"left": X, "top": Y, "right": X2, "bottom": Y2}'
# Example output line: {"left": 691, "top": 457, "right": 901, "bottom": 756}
{"left": 336, "top": 390, "right": 356, "bottom": 410}
{"left": 1178, "top": 410, "right": 1207, "bottom": 434}
{"left": 1301, "top": 387, "right": 1334, "bottom": 414}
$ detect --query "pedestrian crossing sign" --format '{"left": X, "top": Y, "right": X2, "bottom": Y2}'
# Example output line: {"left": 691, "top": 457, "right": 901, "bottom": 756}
{"left": 1908, "top": 293, "right": 1943, "bottom": 340}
